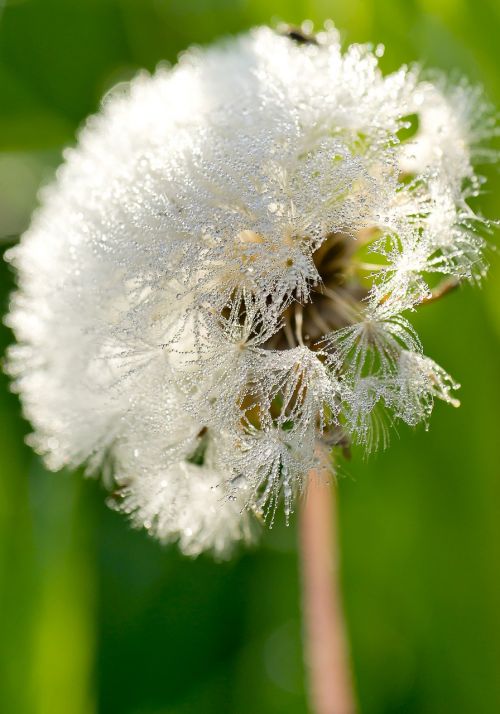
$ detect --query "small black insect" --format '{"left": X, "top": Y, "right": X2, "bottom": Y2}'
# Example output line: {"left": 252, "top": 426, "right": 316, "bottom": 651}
{"left": 281, "top": 25, "right": 318, "bottom": 45}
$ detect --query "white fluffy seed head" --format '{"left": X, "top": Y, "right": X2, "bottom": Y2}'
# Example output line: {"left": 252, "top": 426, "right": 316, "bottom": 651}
{"left": 5, "top": 24, "right": 496, "bottom": 556}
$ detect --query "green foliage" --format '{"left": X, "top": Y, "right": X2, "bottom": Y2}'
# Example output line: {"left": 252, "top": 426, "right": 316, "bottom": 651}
{"left": 1, "top": 1, "right": 499, "bottom": 712}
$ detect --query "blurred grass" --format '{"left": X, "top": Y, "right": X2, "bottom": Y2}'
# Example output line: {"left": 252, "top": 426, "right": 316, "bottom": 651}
{"left": 0, "top": 1, "right": 499, "bottom": 713}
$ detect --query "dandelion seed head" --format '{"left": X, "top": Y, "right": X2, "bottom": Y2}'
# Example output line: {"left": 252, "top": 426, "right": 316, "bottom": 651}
{"left": 6, "top": 24, "right": 496, "bottom": 555}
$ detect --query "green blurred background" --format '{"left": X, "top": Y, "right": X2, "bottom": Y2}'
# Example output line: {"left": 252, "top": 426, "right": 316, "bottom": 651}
{"left": 0, "top": 1, "right": 499, "bottom": 712}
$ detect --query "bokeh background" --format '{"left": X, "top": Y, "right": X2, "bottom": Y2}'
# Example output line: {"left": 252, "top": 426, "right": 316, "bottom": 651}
{"left": 1, "top": 1, "right": 499, "bottom": 712}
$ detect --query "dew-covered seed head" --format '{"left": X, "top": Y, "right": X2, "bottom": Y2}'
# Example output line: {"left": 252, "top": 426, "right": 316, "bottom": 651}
{"left": 5, "top": 23, "right": 496, "bottom": 556}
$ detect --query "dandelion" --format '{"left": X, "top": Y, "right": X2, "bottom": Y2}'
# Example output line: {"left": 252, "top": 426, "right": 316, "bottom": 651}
{"left": 5, "top": 23, "right": 496, "bottom": 563}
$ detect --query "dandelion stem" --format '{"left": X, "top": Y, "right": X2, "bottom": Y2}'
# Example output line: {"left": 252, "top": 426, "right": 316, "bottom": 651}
{"left": 299, "top": 445, "right": 356, "bottom": 714}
